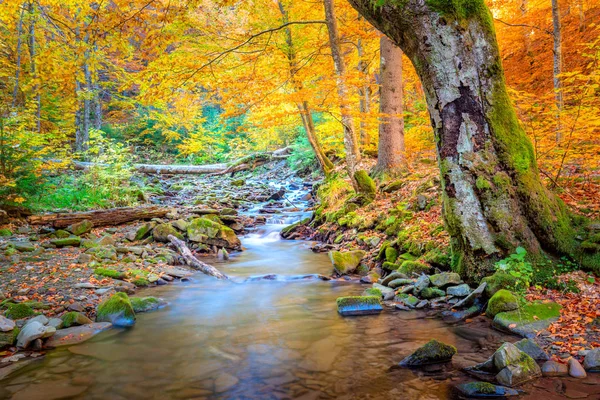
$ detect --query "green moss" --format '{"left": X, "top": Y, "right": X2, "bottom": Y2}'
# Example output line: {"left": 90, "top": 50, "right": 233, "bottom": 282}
{"left": 581, "top": 241, "right": 600, "bottom": 252}
{"left": 485, "top": 289, "right": 518, "bottom": 318}
{"left": 363, "top": 288, "right": 383, "bottom": 297}
{"left": 420, "top": 287, "right": 446, "bottom": 299}
{"left": 353, "top": 170, "right": 376, "bottom": 196}
{"left": 382, "top": 261, "right": 400, "bottom": 271}
{"left": 425, "top": 0, "right": 488, "bottom": 20}
{"left": 23, "top": 301, "right": 50, "bottom": 310}
{"left": 377, "top": 241, "right": 392, "bottom": 260}
{"left": 0, "top": 229, "right": 12, "bottom": 237}
{"left": 588, "top": 233, "right": 600, "bottom": 244}
{"left": 476, "top": 176, "right": 492, "bottom": 190}
{"left": 94, "top": 267, "right": 127, "bottom": 280}
{"left": 5, "top": 303, "right": 34, "bottom": 319}
{"left": 495, "top": 301, "right": 561, "bottom": 325}
{"left": 407, "top": 339, "right": 457, "bottom": 363}
{"left": 385, "top": 246, "right": 398, "bottom": 263}
{"left": 398, "top": 260, "right": 430, "bottom": 275}
{"left": 423, "top": 248, "right": 449, "bottom": 268}
{"left": 467, "top": 382, "right": 496, "bottom": 394}
{"left": 60, "top": 311, "right": 92, "bottom": 328}
{"left": 281, "top": 218, "right": 310, "bottom": 237}
{"left": 336, "top": 296, "right": 381, "bottom": 308}
{"left": 329, "top": 250, "right": 366, "bottom": 275}
{"left": 481, "top": 271, "right": 518, "bottom": 297}
{"left": 96, "top": 292, "right": 136, "bottom": 327}
{"left": 130, "top": 296, "right": 161, "bottom": 313}
{"left": 132, "top": 277, "right": 149, "bottom": 287}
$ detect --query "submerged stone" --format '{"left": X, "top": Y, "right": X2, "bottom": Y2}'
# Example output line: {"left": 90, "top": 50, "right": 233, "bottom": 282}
{"left": 568, "top": 357, "right": 587, "bottom": 378}
{"left": 336, "top": 296, "right": 382, "bottom": 316}
{"left": 45, "top": 322, "right": 112, "bottom": 347}
{"left": 398, "top": 339, "right": 457, "bottom": 367}
{"left": 329, "top": 250, "right": 366, "bottom": 275}
{"left": 130, "top": 296, "right": 166, "bottom": 313}
{"left": 454, "top": 382, "right": 519, "bottom": 398}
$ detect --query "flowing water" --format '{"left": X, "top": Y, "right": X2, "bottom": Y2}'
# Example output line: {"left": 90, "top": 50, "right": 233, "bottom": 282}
{"left": 1, "top": 198, "right": 599, "bottom": 399}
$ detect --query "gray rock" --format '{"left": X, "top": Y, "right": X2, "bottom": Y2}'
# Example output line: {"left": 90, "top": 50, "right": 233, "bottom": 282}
{"left": 493, "top": 343, "right": 523, "bottom": 370}
{"left": 16, "top": 321, "right": 46, "bottom": 348}
{"left": 372, "top": 283, "right": 395, "bottom": 296}
{"left": 454, "top": 382, "right": 519, "bottom": 398}
{"left": 73, "top": 282, "right": 97, "bottom": 289}
{"left": 45, "top": 322, "right": 112, "bottom": 347}
{"left": 398, "top": 339, "right": 457, "bottom": 367}
{"left": 568, "top": 357, "right": 586, "bottom": 378}
{"left": 399, "top": 285, "right": 415, "bottom": 294}
{"left": 42, "top": 326, "right": 56, "bottom": 338}
{"left": 493, "top": 343, "right": 541, "bottom": 387}
{"left": 10, "top": 241, "right": 35, "bottom": 252}
{"left": 28, "top": 315, "right": 49, "bottom": 326}
{"left": 0, "top": 315, "right": 15, "bottom": 332}
{"left": 454, "top": 282, "right": 486, "bottom": 308}
{"left": 429, "top": 272, "right": 462, "bottom": 288}
{"left": 47, "top": 318, "right": 63, "bottom": 329}
{"left": 381, "top": 271, "right": 408, "bottom": 286}
{"left": 414, "top": 274, "right": 430, "bottom": 293}
{"left": 77, "top": 253, "right": 93, "bottom": 264}
{"left": 541, "top": 360, "right": 568, "bottom": 377}
{"left": 514, "top": 339, "right": 549, "bottom": 362}
{"left": 584, "top": 348, "right": 600, "bottom": 371}
{"left": 388, "top": 278, "right": 413, "bottom": 289}
{"left": 446, "top": 284, "right": 471, "bottom": 297}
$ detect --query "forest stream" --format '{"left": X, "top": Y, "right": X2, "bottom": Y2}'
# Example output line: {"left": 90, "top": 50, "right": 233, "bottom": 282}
{"left": 1, "top": 175, "right": 598, "bottom": 400}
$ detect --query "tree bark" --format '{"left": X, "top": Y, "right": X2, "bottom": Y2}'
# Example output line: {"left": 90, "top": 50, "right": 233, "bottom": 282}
{"left": 168, "top": 235, "right": 229, "bottom": 280}
{"left": 373, "top": 35, "right": 405, "bottom": 176}
{"left": 277, "top": 1, "right": 333, "bottom": 175}
{"left": 348, "top": 0, "right": 577, "bottom": 280}
{"left": 27, "top": 1, "right": 41, "bottom": 132}
{"left": 27, "top": 206, "right": 170, "bottom": 228}
{"left": 323, "top": 0, "right": 361, "bottom": 184}
{"left": 357, "top": 34, "right": 372, "bottom": 147}
{"left": 12, "top": 4, "right": 25, "bottom": 108}
{"left": 552, "top": 0, "right": 564, "bottom": 143}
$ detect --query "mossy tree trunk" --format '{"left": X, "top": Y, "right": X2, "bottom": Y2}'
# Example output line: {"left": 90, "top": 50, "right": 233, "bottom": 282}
{"left": 348, "top": 0, "right": 577, "bottom": 280}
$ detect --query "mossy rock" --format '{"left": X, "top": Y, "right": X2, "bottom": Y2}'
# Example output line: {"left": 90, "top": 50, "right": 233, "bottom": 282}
{"left": 5, "top": 303, "right": 35, "bottom": 320}
{"left": 481, "top": 271, "right": 518, "bottom": 297}
{"left": 51, "top": 237, "right": 81, "bottom": 248}
{"left": 67, "top": 219, "right": 93, "bottom": 236}
{"left": 329, "top": 250, "right": 366, "bottom": 275}
{"left": 94, "top": 267, "right": 127, "bottom": 280}
{"left": 54, "top": 229, "right": 71, "bottom": 238}
{"left": 281, "top": 218, "right": 310, "bottom": 238}
{"left": 429, "top": 272, "right": 462, "bottom": 288}
{"left": 362, "top": 288, "right": 383, "bottom": 297}
{"left": 96, "top": 292, "right": 136, "bottom": 327}
{"left": 336, "top": 296, "right": 382, "bottom": 316}
{"left": 486, "top": 289, "right": 518, "bottom": 318}
{"left": 382, "top": 180, "right": 404, "bottom": 193}
{"left": 382, "top": 262, "right": 400, "bottom": 272}
{"left": 152, "top": 223, "right": 183, "bottom": 243}
{"left": 81, "top": 239, "right": 99, "bottom": 249}
{"left": 60, "top": 312, "right": 92, "bottom": 328}
{"left": 130, "top": 297, "right": 164, "bottom": 313}
{"left": 395, "top": 293, "right": 420, "bottom": 308}
{"left": 398, "top": 260, "right": 431, "bottom": 275}
{"left": 420, "top": 287, "right": 446, "bottom": 299}
{"left": 385, "top": 246, "right": 398, "bottom": 263}
{"left": 187, "top": 218, "right": 241, "bottom": 249}
{"left": 132, "top": 277, "right": 150, "bottom": 287}
{"left": 0, "top": 328, "right": 20, "bottom": 349}
{"left": 231, "top": 179, "right": 245, "bottom": 187}
{"left": 0, "top": 229, "right": 12, "bottom": 237}
{"left": 134, "top": 223, "right": 155, "bottom": 241}
{"left": 493, "top": 302, "right": 561, "bottom": 338}
{"left": 399, "top": 339, "right": 457, "bottom": 367}
{"left": 203, "top": 214, "right": 224, "bottom": 224}
{"left": 423, "top": 248, "right": 450, "bottom": 268}
{"left": 353, "top": 170, "right": 376, "bottom": 196}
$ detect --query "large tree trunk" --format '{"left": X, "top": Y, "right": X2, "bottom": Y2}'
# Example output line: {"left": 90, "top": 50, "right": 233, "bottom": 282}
{"left": 552, "top": 0, "right": 564, "bottom": 143}
{"left": 277, "top": 0, "right": 333, "bottom": 175}
{"left": 357, "top": 34, "right": 372, "bottom": 147}
{"left": 12, "top": 4, "right": 25, "bottom": 108}
{"left": 348, "top": 0, "right": 577, "bottom": 280}
{"left": 323, "top": 0, "right": 361, "bottom": 184}
{"left": 373, "top": 35, "right": 405, "bottom": 176}
{"left": 28, "top": 206, "right": 170, "bottom": 228}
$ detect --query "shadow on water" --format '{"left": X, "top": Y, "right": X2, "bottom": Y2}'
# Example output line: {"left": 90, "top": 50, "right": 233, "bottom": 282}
{"left": 1, "top": 225, "right": 598, "bottom": 399}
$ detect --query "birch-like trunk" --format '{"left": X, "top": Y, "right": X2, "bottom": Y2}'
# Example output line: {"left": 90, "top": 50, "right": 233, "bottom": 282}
{"left": 27, "top": 1, "right": 41, "bottom": 132}
{"left": 323, "top": 0, "right": 361, "bottom": 184}
{"left": 357, "top": 36, "right": 371, "bottom": 147}
{"left": 373, "top": 35, "right": 405, "bottom": 176}
{"left": 552, "top": 0, "right": 564, "bottom": 143}
{"left": 12, "top": 4, "right": 25, "bottom": 108}
{"left": 348, "top": 0, "right": 578, "bottom": 280}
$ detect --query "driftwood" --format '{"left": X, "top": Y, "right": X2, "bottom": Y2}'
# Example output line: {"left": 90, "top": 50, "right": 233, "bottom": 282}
{"left": 168, "top": 235, "right": 229, "bottom": 280}
{"left": 27, "top": 206, "right": 169, "bottom": 228}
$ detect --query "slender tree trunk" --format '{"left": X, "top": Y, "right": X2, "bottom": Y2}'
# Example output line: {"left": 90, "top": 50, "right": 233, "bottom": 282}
{"left": 373, "top": 35, "right": 405, "bottom": 176}
{"left": 277, "top": 0, "right": 333, "bottom": 175}
{"left": 521, "top": 0, "right": 530, "bottom": 51}
{"left": 27, "top": 1, "right": 41, "bottom": 132}
{"left": 349, "top": 0, "right": 577, "bottom": 280}
{"left": 323, "top": 0, "right": 361, "bottom": 184}
{"left": 12, "top": 4, "right": 25, "bottom": 108}
{"left": 552, "top": 0, "right": 564, "bottom": 143}
{"left": 93, "top": 82, "right": 102, "bottom": 130}
{"left": 578, "top": 0, "right": 585, "bottom": 31}
{"left": 357, "top": 35, "right": 371, "bottom": 147}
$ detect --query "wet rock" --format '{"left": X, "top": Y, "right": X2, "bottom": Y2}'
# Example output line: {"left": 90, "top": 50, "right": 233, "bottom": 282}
{"left": 493, "top": 343, "right": 541, "bottom": 386}
{"left": 61, "top": 312, "right": 93, "bottom": 328}
{"left": 454, "top": 282, "right": 486, "bottom": 308}
{"left": 50, "top": 236, "right": 81, "bottom": 248}
{"left": 187, "top": 217, "right": 242, "bottom": 249}
{"left": 164, "top": 268, "right": 193, "bottom": 278}
{"left": 67, "top": 219, "right": 93, "bottom": 236}
{"left": 130, "top": 296, "right": 166, "bottom": 313}
{"left": 583, "top": 348, "right": 600, "bottom": 371}
{"left": 454, "top": 382, "right": 519, "bottom": 398}
{"left": 514, "top": 339, "right": 549, "bottom": 362}
{"left": 541, "top": 361, "right": 568, "bottom": 377}
{"left": 328, "top": 250, "right": 365, "bottom": 275}
{"left": 486, "top": 289, "right": 518, "bottom": 318}
{"left": 45, "top": 322, "right": 112, "bottom": 347}
{"left": 398, "top": 339, "right": 457, "bottom": 367}
{"left": 446, "top": 284, "right": 471, "bottom": 297}
{"left": 96, "top": 292, "right": 136, "bottom": 327}
{"left": 442, "top": 300, "right": 485, "bottom": 323}
{"left": 336, "top": 296, "right": 382, "bottom": 316}
{"left": 152, "top": 223, "right": 183, "bottom": 242}
{"left": 9, "top": 379, "right": 88, "bottom": 400}
{"left": 280, "top": 218, "right": 310, "bottom": 239}
{"left": 414, "top": 274, "right": 430, "bottom": 293}
{"left": 493, "top": 302, "right": 561, "bottom": 338}
{"left": 0, "top": 315, "right": 15, "bottom": 332}
{"left": 494, "top": 343, "right": 524, "bottom": 370}
{"left": 16, "top": 320, "right": 46, "bottom": 348}
{"left": 429, "top": 272, "right": 462, "bottom": 288}
{"left": 568, "top": 357, "right": 587, "bottom": 378}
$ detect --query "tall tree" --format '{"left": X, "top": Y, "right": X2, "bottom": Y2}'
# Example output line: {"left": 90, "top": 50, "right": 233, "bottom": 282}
{"left": 349, "top": 0, "right": 579, "bottom": 280}
{"left": 323, "top": 0, "right": 361, "bottom": 183}
{"left": 27, "top": 1, "right": 41, "bottom": 132}
{"left": 552, "top": 0, "right": 564, "bottom": 142}
{"left": 373, "top": 35, "right": 405, "bottom": 176}
{"left": 12, "top": 3, "right": 25, "bottom": 108}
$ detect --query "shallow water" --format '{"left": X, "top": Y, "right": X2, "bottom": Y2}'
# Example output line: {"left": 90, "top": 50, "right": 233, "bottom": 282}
{"left": 1, "top": 226, "right": 598, "bottom": 400}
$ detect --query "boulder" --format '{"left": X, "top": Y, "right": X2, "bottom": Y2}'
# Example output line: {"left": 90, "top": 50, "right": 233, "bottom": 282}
{"left": 514, "top": 339, "right": 549, "bottom": 362}
{"left": 328, "top": 250, "right": 366, "bottom": 275}
{"left": 493, "top": 302, "right": 561, "bottom": 338}
{"left": 414, "top": 274, "right": 430, "bottom": 294}
{"left": 454, "top": 382, "right": 519, "bottom": 398}
{"left": 336, "top": 296, "right": 382, "bottom": 316}
{"left": 454, "top": 282, "right": 486, "bottom": 308}
{"left": 398, "top": 339, "right": 457, "bottom": 367}
{"left": 583, "top": 348, "right": 600, "bottom": 371}
{"left": 395, "top": 294, "right": 420, "bottom": 308}
{"left": 541, "top": 361, "right": 568, "bottom": 377}
{"left": 381, "top": 271, "right": 409, "bottom": 286}
{"left": 446, "top": 284, "right": 471, "bottom": 297}
{"left": 96, "top": 292, "right": 136, "bottom": 327}
{"left": 388, "top": 278, "right": 413, "bottom": 289}
{"left": 152, "top": 223, "right": 183, "bottom": 242}
{"left": 130, "top": 297, "right": 167, "bottom": 313}
{"left": 60, "top": 312, "right": 93, "bottom": 328}
{"left": 481, "top": 271, "right": 518, "bottom": 298}
{"left": 493, "top": 343, "right": 541, "bottom": 386}
{"left": 568, "top": 357, "right": 586, "bottom": 378}
{"left": 0, "top": 315, "right": 15, "bottom": 332}
{"left": 493, "top": 343, "right": 523, "bottom": 370}
{"left": 45, "top": 323, "right": 112, "bottom": 347}
{"left": 50, "top": 237, "right": 81, "bottom": 248}
{"left": 187, "top": 218, "right": 242, "bottom": 249}
{"left": 134, "top": 222, "right": 155, "bottom": 240}
{"left": 67, "top": 219, "right": 93, "bottom": 236}
{"left": 398, "top": 261, "right": 431, "bottom": 275}
{"left": 10, "top": 241, "right": 35, "bottom": 252}
{"left": 5, "top": 303, "right": 34, "bottom": 320}
{"left": 16, "top": 320, "right": 46, "bottom": 348}
{"left": 419, "top": 287, "right": 446, "bottom": 299}
{"left": 429, "top": 272, "right": 462, "bottom": 288}
{"left": 486, "top": 289, "right": 518, "bottom": 318}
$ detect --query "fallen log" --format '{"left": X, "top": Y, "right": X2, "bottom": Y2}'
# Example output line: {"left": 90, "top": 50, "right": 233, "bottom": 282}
{"left": 168, "top": 235, "right": 229, "bottom": 280}
{"left": 27, "top": 206, "right": 169, "bottom": 228}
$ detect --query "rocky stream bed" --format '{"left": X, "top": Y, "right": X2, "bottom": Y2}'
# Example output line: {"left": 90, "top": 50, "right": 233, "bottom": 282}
{"left": 0, "top": 162, "right": 599, "bottom": 399}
